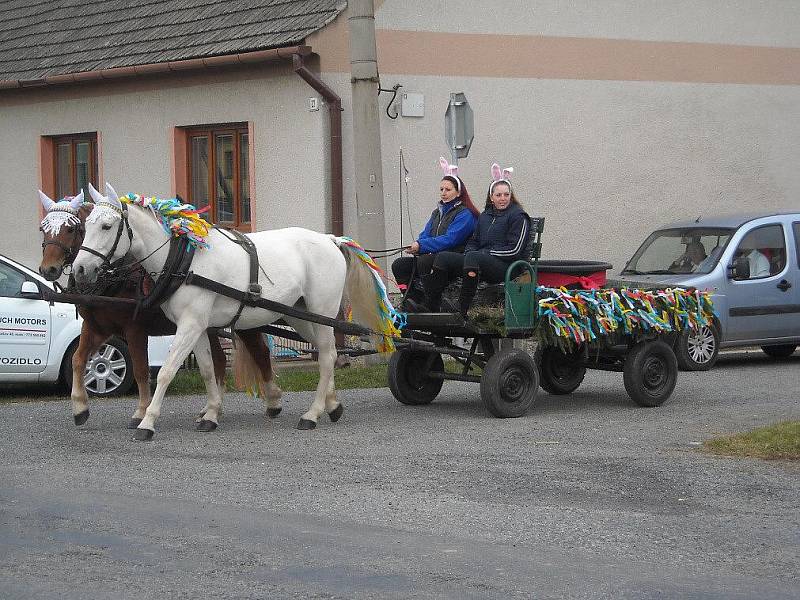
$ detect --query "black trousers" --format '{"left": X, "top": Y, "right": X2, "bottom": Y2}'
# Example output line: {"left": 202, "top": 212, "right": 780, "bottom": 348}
{"left": 391, "top": 254, "right": 436, "bottom": 286}
{"left": 432, "top": 251, "right": 510, "bottom": 283}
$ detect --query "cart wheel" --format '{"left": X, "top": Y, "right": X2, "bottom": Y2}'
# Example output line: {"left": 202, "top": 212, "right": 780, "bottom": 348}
{"left": 539, "top": 347, "right": 586, "bottom": 395}
{"left": 480, "top": 348, "right": 539, "bottom": 418}
{"left": 388, "top": 349, "right": 444, "bottom": 406}
{"left": 623, "top": 341, "right": 678, "bottom": 407}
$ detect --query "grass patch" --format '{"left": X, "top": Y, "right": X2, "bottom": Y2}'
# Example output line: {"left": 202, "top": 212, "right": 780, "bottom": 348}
{"left": 702, "top": 421, "right": 800, "bottom": 460}
{"left": 275, "top": 364, "right": 388, "bottom": 392}
{"left": 159, "top": 359, "right": 473, "bottom": 395}
{"left": 163, "top": 363, "right": 391, "bottom": 395}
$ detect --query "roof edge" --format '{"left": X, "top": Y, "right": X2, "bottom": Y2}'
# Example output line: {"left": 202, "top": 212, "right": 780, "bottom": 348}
{"left": 0, "top": 45, "right": 312, "bottom": 91}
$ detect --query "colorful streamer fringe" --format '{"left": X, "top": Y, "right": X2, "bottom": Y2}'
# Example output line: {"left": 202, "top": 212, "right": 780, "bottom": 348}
{"left": 121, "top": 193, "right": 211, "bottom": 249}
{"left": 337, "top": 237, "right": 405, "bottom": 352}
{"left": 535, "top": 285, "right": 717, "bottom": 345}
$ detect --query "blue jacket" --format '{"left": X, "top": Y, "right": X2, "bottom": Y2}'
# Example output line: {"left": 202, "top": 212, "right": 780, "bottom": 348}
{"left": 417, "top": 201, "right": 477, "bottom": 254}
{"left": 465, "top": 203, "right": 530, "bottom": 262}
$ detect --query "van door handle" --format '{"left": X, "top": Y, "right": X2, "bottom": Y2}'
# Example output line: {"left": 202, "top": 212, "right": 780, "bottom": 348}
{"left": 777, "top": 279, "right": 792, "bottom": 292}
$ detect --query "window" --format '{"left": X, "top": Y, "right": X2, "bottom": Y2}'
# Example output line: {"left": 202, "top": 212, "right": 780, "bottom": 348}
{"left": 794, "top": 222, "right": 800, "bottom": 268}
{"left": 52, "top": 133, "right": 98, "bottom": 200}
{"left": 0, "top": 263, "right": 26, "bottom": 298}
{"left": 733, "top": 224, "right": 786, "bottom": 280}
{"left": 186, "top": 124, "right": 251, "bottom": 229}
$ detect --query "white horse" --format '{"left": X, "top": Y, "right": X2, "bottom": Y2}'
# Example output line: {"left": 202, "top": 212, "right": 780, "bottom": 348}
{"left": 73, "top": 183, "right": 396, "bottom": 440}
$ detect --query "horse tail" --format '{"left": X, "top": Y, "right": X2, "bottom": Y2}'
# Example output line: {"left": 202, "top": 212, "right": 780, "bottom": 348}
{"left": 331, "top": 236, "right": 404, "bottom": 352}
{"left": 232, "top": 333, "right": 271, "bottom": 397}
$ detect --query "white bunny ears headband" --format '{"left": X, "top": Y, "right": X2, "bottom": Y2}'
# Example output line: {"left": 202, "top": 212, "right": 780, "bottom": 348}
{"left": 438, "top": 156, "right": 462, "bottom": 194}
{"left": 38, "top": 190, "right": 84, "bottom": 235}
{"left": 489, "top": 162, "right": 514, "bottom": 194}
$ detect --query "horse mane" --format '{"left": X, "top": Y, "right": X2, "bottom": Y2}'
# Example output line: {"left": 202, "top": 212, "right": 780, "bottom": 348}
{"left": 120, "top": 193, "right": 212, "bottom": 249}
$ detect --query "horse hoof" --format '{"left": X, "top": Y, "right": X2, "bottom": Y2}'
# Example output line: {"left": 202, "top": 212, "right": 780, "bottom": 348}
{"left": 73, "top": 409, "right": 90, "bottom": 426}
{"left": 127, "top": 418, "right": 142, "bottom": 430}
{"left": 196, "top": 419, "right": 218, "bottom": 432}
{"left": 266, "top": 407, "right": 282, "bottom": 418}
{"left": 132, "top": 428, "right": 154, "bottom": 441}
{"left": 328, "top": 404, "right": 344, "bottom": 422}
{"left": 296, "top": 418, "right": 317, "bottom": 430}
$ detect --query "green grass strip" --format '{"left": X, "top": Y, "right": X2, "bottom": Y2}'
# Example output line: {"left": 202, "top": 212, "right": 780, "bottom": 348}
{"left": 702, "top": 421, "right": 800, "bottom": 460}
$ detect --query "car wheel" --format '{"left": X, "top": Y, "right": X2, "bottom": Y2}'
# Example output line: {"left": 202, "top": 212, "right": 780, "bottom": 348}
{"left": 676, "top": 324, "right": 719, "bottom": 371}
{"left": 62, "top": 337, "right": 135, "bottom": 397}
{"left": 760, "top": 344, "right": 797, "bottom": 359}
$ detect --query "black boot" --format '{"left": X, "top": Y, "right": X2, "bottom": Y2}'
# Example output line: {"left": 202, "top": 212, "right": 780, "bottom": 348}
{"left": 458, "top": 272, "right": 480, "bottom": 317}
{"left": 423, "top": 267, "right": 449, "bottom": 313}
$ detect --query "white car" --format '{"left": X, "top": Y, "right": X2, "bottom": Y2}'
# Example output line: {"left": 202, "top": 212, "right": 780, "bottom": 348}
{"left": 0, "top": 253, "right": 172, "bottom": 396}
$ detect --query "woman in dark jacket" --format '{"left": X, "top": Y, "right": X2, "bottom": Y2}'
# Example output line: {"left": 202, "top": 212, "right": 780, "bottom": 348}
{"left": 392, "top": 157, "right": 478, "bottom": 308}
{"left": 422, "top": 163, "right": 529, "bottom": 316}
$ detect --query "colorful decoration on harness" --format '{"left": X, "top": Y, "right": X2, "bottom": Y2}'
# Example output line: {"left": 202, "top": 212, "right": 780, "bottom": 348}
{"left": 337, "top": 237, "right": 405, "bottom": 352}
{"left": 120, "top": 193, "right": 211, "bottom": 249}
{"left": 536, "top": 286, "right": 716, "bottom": 346}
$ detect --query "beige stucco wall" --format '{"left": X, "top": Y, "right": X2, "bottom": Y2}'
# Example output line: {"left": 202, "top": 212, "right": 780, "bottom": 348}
{"left": 376, "top": 0, "right": 800, "bottom": 46}
{"left": 311, "top": 0, "right": 800, "bottom": 272}
{"left": 0, "top": 66, "right": 329, "bottom": 269}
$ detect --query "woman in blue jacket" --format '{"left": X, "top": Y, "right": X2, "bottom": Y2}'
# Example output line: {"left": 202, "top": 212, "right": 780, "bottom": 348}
{"left": 392, "top": 158, "right": 478, "bottom": 308}
{"left": 422, "top": 163, "right": 530, "bottom": 316}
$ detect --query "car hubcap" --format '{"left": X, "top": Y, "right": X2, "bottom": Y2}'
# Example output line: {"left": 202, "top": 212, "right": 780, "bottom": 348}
{"left": 84, "top": 344, "right": 127, "bottom": 394}
{"left": 687, "top": 326, "right": 715, "bottom": 363}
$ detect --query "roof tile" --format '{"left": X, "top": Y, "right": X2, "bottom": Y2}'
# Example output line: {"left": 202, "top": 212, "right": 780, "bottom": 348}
{"left": 0, "top": 0, "right": 344, "bottom": 81}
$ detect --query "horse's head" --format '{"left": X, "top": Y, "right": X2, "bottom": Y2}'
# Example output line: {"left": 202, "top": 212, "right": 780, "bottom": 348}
{"left": 38, "top": 190, "right": 92, "bottom": 281}
{"left": 72, "top": 182, "right": 132, "bottom": 285}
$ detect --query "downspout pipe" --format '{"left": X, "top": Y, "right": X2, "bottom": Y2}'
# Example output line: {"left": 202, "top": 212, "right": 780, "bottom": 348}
{"left": 293, "top": 53, "right": 344, "bottom": 237}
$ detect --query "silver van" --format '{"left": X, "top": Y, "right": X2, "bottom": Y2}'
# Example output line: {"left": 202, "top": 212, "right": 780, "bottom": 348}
{"left": 610, "top": 212, "right": 800, "bottom": 370}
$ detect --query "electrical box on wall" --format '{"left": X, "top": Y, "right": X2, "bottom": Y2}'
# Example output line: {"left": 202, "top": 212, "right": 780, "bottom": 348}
{"left": 401, "top": 93, "right": 424, "bottom": 117}
{"left": 307, "top": 97, "right": 320, "bottom": 111}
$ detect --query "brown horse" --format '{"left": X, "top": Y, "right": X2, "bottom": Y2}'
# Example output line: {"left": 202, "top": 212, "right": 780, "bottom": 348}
{"left": 37, "top": 191, "right": 282, "bottom": 429}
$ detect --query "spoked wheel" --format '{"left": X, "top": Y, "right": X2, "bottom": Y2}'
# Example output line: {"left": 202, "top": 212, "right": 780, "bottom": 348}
{"left": 539, "top": 346, "right": 586, "bottom": 395}
{"left": 480, "top": 348, "right": 539, "bottom": 418}
{"left": 62, "top": 336, "right": 135, "bottom": 397}
{"left": 623, "top": 341, "right": 678, "bottom": 407}
{"left": 388, "top": 349, "right": 444, "bottom": 406}
{"left": 676, "top": 324, "right": 719, "bottom": 371}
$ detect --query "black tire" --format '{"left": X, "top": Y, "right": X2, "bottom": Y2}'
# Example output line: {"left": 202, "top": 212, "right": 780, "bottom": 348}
{"left": 623, "top": 341, "right": 678, "bottom": 407}
{"left": 388, "top": 349, "right": 444, "bottom": 406}
{"left": 539, "top": 347, "right": 586, "bottom": 395}
{"left": 761, "top": 344, "right": 797, "bottom": 359}
{"left": 675, "top": 324, "right": 719, "bottom": 371}
{"left": 62, "top": 337, "right": 135, "bottom": 397}
{"left": 480, "top": 348, "right": 538, "bottom": 418}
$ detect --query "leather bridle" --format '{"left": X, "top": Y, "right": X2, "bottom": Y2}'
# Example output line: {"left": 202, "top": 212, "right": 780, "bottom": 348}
{"left": 78, "top": 203, "right": 134, "bottom": 275}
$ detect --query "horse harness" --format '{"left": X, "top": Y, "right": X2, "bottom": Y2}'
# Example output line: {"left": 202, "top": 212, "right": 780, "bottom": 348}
{"left": 76, "top": 203, "right": 264, "bottom": 328}
{"left": 78, "top": 203, "right": 134, "bottom": 275}
{"left": 214, "top": 227, "right": 263, "bottom": 330}
{"left": 75, "top": 202, "right": 196, "bottom": 315}
{"left": 41, "top": 221, "right": 85, "bottom": 265}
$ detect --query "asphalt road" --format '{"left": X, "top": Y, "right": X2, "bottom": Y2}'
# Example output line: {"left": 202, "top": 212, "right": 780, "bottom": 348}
{"left": 1, "top": 350, "right": 798, "bottom": 599}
